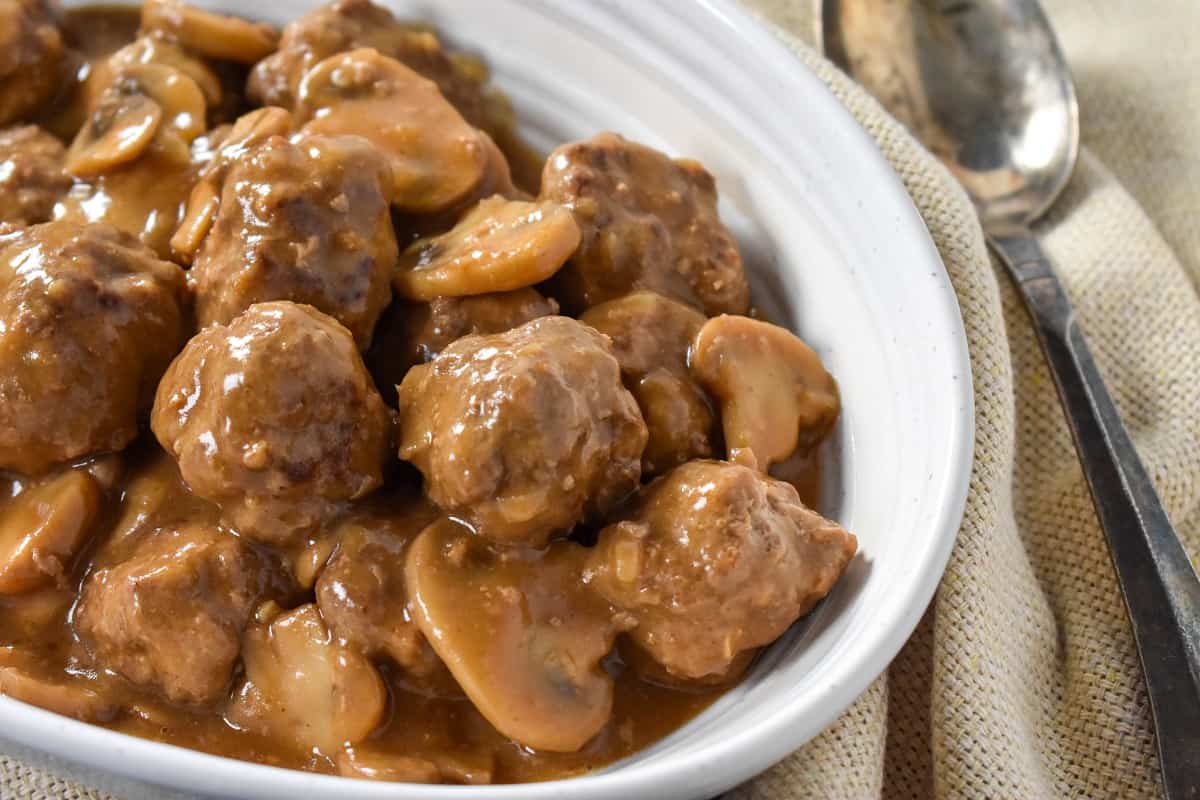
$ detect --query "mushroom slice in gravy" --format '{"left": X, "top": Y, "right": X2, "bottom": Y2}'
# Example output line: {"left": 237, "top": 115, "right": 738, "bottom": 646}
{"left": 0, "top": 471, "right": 101, "bottom": 595}
{"left": 406, "top": 519, "right": 634, "bottom": 752}
{"left": 691, "top": 314, "right": 840, "bottom": 472}
{"left": 225, "top": 603, "right": 387, "bottom": 757}
{"left": 394, "top": 196, "right": 580, "bottom": 301}
{"left": 140, "top": 0, "right": 277, "bottom": 64}
{"left": 296, "top": 47, "right": 489, "bottom": 213}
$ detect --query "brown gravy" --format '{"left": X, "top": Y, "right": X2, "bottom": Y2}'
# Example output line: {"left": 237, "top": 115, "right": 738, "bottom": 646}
{"left": 0, "top": 439, "right": 770, "bottom": 782}
{"left": 0, "top": 1, "right": 840, "bottom": 786}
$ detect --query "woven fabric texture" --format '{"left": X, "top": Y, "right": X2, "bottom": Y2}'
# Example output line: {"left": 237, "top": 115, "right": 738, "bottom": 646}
{"left": 731, "top": 1, "right": 1200, "bottom": 798}
{"left": 4, "top": 1, "right": 1198, "bottom": 798}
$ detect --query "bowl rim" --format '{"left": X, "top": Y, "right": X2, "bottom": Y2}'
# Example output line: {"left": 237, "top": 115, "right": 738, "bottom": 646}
{"left": 0, "top": 1, "right": 974, "bottom": 797}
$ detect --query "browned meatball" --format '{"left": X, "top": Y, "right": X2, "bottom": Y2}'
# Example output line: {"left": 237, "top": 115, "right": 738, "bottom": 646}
{"left": 314, "top": 513, "right": 447, "bottom": 682}
{"left": 188, "top": 134, "right": 396, "bottom": 348}
{"left": 367, "top": 288, "right": 558, "bottom": 405}
{"left": 247, "top": 0, "right": 486, "bottom": 127}
{"left": 152, "top": 302, "right": 392, "bottom": 545}
{"left": 586, "top": 460, "right": 857, "bottom": 682}
{"left": 75, "top": 523, "right": 285, "bottom": 706}
{"left": 397, "top": 316, "right": 646, "bottom": 547}
{"left": 0, "top": 126, "right": 70, "bottom": 226}
{"left": 0, "top": 0, "right": 66, "bottom": 126}
{"left": 581, "top": 291, "right": 715, "bottom": 476}
{"left": 541, "top": 133, "right": 749, "bottom": 316}
{"left": 0, "top": 221, "right": 186, "bottom": 476}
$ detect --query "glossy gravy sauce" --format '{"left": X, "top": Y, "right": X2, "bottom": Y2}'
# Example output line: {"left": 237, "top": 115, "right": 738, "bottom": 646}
{"left": 2, "top": 442, "right": 783, "bottom": 781}
{"left": 0, "top": 4, "right": 825, "bottom": 784}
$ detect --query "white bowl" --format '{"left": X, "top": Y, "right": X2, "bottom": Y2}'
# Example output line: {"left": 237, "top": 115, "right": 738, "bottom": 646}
{"left": 0, "top": 1, "right": 974, "bottom": 798}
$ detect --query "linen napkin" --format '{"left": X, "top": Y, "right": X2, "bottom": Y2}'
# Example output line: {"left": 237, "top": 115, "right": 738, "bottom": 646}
{"left": 729, "top": 0, "right": 1200, "bottom": 798}
{"left": 4, "top": 1, "right": 1198, "bottom": 798}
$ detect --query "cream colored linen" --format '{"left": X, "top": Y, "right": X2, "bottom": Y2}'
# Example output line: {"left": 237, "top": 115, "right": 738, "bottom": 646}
{"left": 3, "top": 1, "right": 1198, "bottom": 798}
{"left": 731, "top": 1, "right": 1200, "bottom": 798}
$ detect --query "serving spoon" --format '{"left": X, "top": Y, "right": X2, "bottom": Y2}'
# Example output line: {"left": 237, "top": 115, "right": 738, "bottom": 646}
{"left": 818, "top": 1, "right": 1200, "bottom": 796}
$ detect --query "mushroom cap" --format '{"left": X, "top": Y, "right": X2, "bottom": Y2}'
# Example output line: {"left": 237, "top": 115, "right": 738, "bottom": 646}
{"left": 0, "top": 471, "right": 101, "bottom": 595}
{"left": 226, "top": 603, "right": 387, "bottom": 757}
{"left": 141, "top": 0, "right": 278, "bottom": 65}
{"left": 395, "top": 195, "right": 580, "bottom": 301}
{"left": 405, "top": 518, "right": 632, "bottom": 752}
{"left": 66, "top": 63, "right": 206, "bottom": 177}
{"left": 690, "top": 314, "right": 840, "bottom": 472}
{"left": 296, "top": 47, "right": 488, "bottom": 213}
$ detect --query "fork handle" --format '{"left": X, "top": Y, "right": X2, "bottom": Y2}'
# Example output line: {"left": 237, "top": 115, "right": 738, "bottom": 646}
{"left": 990, "top": 230, "right": 1200, "bottom": 800}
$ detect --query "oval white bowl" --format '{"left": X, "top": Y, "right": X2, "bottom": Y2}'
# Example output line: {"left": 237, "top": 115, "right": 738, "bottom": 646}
{"left": 0, "top": 1, "right": 974, "bottom": 798}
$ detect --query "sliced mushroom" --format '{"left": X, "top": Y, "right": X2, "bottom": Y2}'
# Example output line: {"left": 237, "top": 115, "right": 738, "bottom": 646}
{"left": 81, "top": 454, "right": 125, "bottom": 492}
{"left": 690, "top": 315, "right": 840, "bottom": 472}
{"left": 336, "top": 747, "right": 494, "bottom": 785}
{"left": 394, "top": 196, "right": 580, "bottom": 301}
{"left": 168, "top": 178, "right": 217, "bottom": 264}
{"left": 141, "top": 0, "right": 278, "bottom": 64}
{"left": 405, "top": 519, "right": 631, "bottom": 752}
{"left": 295, "top": 48, "right": 488, "bottom": 213}
{"left": 66, "top": 63, "right": 206, "bottom": 176}
{"left": 103, "top": 453, "right": 177, "bottom": 554}
{"left": 0, "top": 471, "right": 101, "bottom": 595}
{"left": 0, "top": 648, "right": 116, "bottom": 723}
{"left": 197, "top": 106, "right": 292, "bottom": 172}
{"left": 292, "top": 532, "right": 338, "bottom": 591}
{"left": 336, "top": 749, "right": 441, "bottom": 784}
{"left": 225, "top": 603, "right": 387, "bottom": 757}
{"left": 64, "top": 90, "right": 162, "bottom": 177}
{"left": 106, "top": 34, "right": 224, "bottom": 110}
{"left": 0, "top": 588, "right": 74, "bottom": 641}
{"left": 170, "top": 106, "right": 293, "bottom": 263}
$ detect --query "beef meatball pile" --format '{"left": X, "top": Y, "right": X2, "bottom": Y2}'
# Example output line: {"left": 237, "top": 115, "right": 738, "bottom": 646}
{"left": 0, "top": 0, "right": 856, "bottom": 786}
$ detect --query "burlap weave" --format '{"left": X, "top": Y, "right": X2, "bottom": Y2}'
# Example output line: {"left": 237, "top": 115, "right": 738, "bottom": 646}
{"left": 3, "top": 1, "right": 1197, "bottom": 798}
{"left": 730, "top": 1, "right": 1200, "bottom": 798}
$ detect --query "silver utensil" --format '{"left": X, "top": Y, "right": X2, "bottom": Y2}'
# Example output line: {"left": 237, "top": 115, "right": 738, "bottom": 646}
{"left": 819, "top": 1, "right": 1200, "bottom": 796}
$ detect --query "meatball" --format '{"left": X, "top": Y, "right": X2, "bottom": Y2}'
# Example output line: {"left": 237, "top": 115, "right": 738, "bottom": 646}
{"left": 541, "top": 132, "right": 749, "bottom": 316}
{"left": 0, "top": 126, "right": 70, "bottom": 226}
{"left": 367, "top": 288, "right": 558, "bottom": 405}
{"left": 314, "top": 516, "right": 446, "bottom": 682}
{"left": 585, "top": 460, "right": 857, "bottom": 681}
{"left": 580, "top": 292, "right": 715, "bottom": 476}
{"left": 0, "top": 0, "right": 66, "bottom": 127}
{"left": 75, "top": 523, "right": 284, "bottom": 706}
{"left": 188, "top": 134, "right": 396, "bottom": 348}
{"left": 0, "top": 221, "right": 187, "bottom": 475}
{"left": 397, "top": 316, "right": 646, "bottom": 547}
{"left": 152, "top": 302, "right": 392, "bottom": 545}
{"left": 247, "top": 0, "right": 486, "bottom": 127}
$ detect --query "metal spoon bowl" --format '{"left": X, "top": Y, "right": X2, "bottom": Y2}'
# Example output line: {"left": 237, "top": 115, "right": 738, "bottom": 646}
{"left": 824, "top": 0, "right": 1079, "bottom": 229}
{"left": 821, "top": 2, "right": 1200, "bottom": 797}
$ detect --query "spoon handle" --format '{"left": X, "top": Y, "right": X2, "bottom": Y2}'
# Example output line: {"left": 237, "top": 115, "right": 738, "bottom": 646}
{"left": 990, "top": 230, "right": 1200, "bottom": 800}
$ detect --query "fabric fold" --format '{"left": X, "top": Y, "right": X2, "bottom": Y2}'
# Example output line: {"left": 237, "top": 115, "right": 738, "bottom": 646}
{"left": 735, "top": 2, "right": 1199, "bottom": 798}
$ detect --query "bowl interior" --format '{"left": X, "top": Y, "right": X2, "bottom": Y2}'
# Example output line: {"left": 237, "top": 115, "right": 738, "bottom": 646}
{"left": 0, "top": 2, "right": 973, "bottom": 798}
